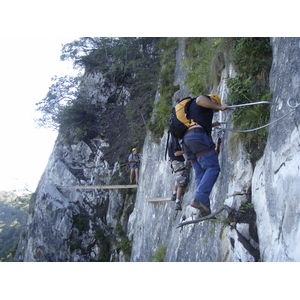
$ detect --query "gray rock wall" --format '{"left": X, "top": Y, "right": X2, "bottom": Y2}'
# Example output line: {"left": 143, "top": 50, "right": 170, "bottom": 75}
{"left": 128, "top": 38, "right": 259, "bottom": 262}
{"left": 252, "top": 37, "right": 300, "bottom": 261}
{"left": 14, "top": 76, "right": 134, "bottom": 261}
{"left": 15, "top": 37, "right": 300, "bottom": 262}
{"left": 15, "top": 137, "right": 114, "bottom": 261}
{"left": 129, "top": 37, "right": 300, "bottom": 262}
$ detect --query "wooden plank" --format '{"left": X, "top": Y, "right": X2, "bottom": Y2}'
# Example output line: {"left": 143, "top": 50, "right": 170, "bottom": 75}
{"left": 57, "top": 185, "right": 138, "bottom": 190}
{"left": 147, "top": 197, "right": 172, "bottom": 203}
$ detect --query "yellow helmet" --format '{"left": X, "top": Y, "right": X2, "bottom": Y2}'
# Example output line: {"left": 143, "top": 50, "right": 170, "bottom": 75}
{"left": 208, "top": 94, "right": 221, "bottom": 106}
{"left": 132, "top": 148, "right": 137, "bottom": 152}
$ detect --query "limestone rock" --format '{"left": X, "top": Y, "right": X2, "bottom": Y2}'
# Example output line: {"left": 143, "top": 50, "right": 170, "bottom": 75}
{"left": 15, "top": 37, "right": 300, "bottom": 262}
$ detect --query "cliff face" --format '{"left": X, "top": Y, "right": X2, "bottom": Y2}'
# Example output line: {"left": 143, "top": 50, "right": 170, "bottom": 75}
{"left": 15, "top": 72, "right": 137, "bottom": 262}
{"left": 15, "top": 37, "right": 300, "bottom": 262}
{"left": 129, "top": 38, "right": 257, "bottom": 262}
{"left": 252, "top": 37, "right": 300, "bottom": 261}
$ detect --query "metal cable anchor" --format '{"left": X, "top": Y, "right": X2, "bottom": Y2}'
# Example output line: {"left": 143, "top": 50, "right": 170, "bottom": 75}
{"left": 287, "top": 98, "right": 300, "bottom": 109}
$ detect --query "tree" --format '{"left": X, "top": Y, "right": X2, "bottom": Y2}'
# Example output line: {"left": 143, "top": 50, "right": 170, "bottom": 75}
{"left": 0, "top": 191, "right": 30, "bottom": 261}
{"left": 60, "top": 37, "right": 162, "bottom": 86}
{"left": 35, "top": 37, "right": 163, "bottom": 145}
{"left": 35, "top": 74, "right": 82, "bottom": 130}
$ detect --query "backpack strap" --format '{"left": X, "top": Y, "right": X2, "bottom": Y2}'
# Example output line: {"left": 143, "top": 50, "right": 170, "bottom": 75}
{"left": 165, "top": 130, "right": 171, "bottom": 160}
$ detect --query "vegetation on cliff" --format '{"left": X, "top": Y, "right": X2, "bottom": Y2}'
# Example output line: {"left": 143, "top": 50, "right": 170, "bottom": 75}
{"left": 148, "top": 37, "right": 180, "bottom": 141}
{"left": 0, "top": 191, "right": 29, "bottom": 261}
{"left": 227, "top": 37, "right": 272, "bottom": 163}
{"left": 146, "top": 37, "right": 272, "bottom": 159}
{"left": 36, "top": 37, "right": 164, "bottom": 165}
{"left": 183, "top": 37, "right": 272, "bottom": 161}
{"left": 41, "top": 41, "right": 270, "bottom": 178}
{"left": 35, "top": 36, "right": 272, "bottom": 169}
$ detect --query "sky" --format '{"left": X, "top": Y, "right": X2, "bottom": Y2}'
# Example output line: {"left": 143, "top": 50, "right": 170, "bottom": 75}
{"left": 0, "top": 37, "right": 79, "bottom": 194}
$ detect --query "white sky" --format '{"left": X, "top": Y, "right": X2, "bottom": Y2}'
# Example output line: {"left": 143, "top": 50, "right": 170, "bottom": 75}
{"left": 0, "top": 37, "right": 79, "bottom": 193}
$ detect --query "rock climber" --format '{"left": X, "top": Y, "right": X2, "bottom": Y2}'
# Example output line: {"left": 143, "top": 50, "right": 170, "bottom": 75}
{"left": 167, "top": 136, "right": 187, "bottom": 211}
{"left": 182, "top": 94, "right": 228, "bottom": 217}
{"left": 128, "top": 148, "right": 142, "bottom": 184}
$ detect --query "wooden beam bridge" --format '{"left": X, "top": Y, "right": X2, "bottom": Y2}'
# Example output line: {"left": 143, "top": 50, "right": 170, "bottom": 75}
{"left": 147, "top": 197, "right": 172, "bottom": 203}
{"left": 57, "top": 185, "right": 138, "bottom": 190}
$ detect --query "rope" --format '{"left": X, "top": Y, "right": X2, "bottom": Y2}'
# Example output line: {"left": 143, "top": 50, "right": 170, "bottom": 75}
{"left": 220, "top": 98, "right": 299, "bottom": 133}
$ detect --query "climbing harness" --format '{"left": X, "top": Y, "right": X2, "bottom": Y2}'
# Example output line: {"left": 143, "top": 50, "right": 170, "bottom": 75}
{"left": 220, "top": 98, "right": 299, "bottom": 133}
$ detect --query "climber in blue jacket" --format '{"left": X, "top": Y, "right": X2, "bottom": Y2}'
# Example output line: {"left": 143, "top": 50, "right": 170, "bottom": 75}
{"left": 182, "top": 94, "right": 228, "bottom": 217}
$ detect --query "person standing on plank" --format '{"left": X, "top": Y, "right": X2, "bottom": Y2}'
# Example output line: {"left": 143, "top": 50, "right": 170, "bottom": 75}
{"left": 128, "top": 148, "right": 142, "bottom": 185}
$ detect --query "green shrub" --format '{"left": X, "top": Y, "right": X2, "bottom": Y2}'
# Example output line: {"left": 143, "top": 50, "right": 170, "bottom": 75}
{"left": 240, "top": 202, "right": 254, "bottom": 211}
{"left": 149, "top": 244, "right": 168, "bottom": 262}
{"left": 58, "top": 98, "right": 98, "bottom": 144}
{"left": 115, "top": 223, "right": 132, "bottom": 257}
{"left": 227, "top": 37, "right": 272, "bottom": 161}
{"left": 182, "top": 37, "right": 272, "bottom": 162}
{"left": 95, "top": 229, "right": 111, "bottom": 262}
{"left": 148, "top": 38, "right": 179, "bottom": 141}
{"left": 74, "top": 216, "right": 84, "bottom": 231}
{"left": 74, "top": 215, "right": 89, "bottom": 232}
{"left": 0, "top": 191, "right": 28, "bottom": 261}
{"left": 38, "top": 38, "right": 162, "bottom": 148}
{"left": 183, "top": 37, "right": 234, "bottom": 95}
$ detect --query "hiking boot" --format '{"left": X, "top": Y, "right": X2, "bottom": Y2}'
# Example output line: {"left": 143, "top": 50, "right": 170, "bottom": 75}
{"left": 190, "top": 198, "right": 211, "bottom": 216}
{"left": 196, "top": 210, "right": 216, "bottom": 219}
{"left": 196, "top": 210, "right": 204, "bottom": 219}
{"left": 175, "top": 201, "right": 182, "bottom": 211}
{"left": 171, "top": 193, "right": 177, "bottom": 201}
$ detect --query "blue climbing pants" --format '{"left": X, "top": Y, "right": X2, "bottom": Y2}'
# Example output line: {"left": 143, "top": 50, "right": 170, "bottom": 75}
{"left": 183, "top": 131, "right": 220, "bottom": 209}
